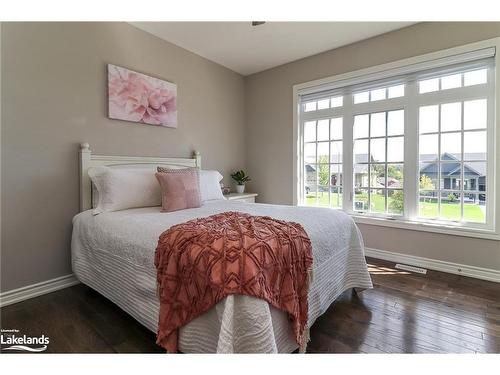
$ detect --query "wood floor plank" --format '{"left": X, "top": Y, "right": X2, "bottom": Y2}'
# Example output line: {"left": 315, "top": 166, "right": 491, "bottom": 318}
{"left": 313, "top": 303, "right": 474, "bottom": 353}
{"left": 351, "top": 304, "right": 490, "bottom": 352}
{"left": 358, "top": 284, "right": 500, "bottom": 336}
{"left": 1, "top": 258, "right": 499, "bottom": 353}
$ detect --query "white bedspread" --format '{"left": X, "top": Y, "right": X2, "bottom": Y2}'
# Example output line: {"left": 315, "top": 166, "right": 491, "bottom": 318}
{"left": 71, "top": 200, "right": 373, "bottom": 353}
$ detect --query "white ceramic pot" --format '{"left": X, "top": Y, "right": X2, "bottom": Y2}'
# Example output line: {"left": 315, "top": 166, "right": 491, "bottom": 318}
{"left": 235, "top": 184, "right": 245, "bottom": 194}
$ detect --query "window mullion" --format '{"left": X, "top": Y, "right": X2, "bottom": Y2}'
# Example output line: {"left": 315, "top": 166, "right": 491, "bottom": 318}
{"left": 298, "top": 113, "right": 304, "bottom": 205}
{"left": 328, "top": 119, "right": 331, "bottom": 207}
{"left": 405, "top": 80, "right": 418, "bottom": 220}
{"left": 485, "top": 64, "right": 496, "bottom": 228}
{"left": 385, "top": 112, "right": 388, "bottom": 214}
{"left": 367, "top": 114, "right": 371, "bottom": 212}
{"left": 460, "top": 101, "right": 465, "bottom": 221}
{"left": 342, "top": 96, "right": 354, "bottom": 212}
{"left": 315, "top": 128, "right": 318, "bottom": 205}
{"left": 437, "top": 105, "right": 442, "bottom": 218}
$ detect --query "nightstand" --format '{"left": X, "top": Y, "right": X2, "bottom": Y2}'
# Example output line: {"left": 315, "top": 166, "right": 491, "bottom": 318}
{"left": 224, "top": 193, "right": 258, "bottom": 203}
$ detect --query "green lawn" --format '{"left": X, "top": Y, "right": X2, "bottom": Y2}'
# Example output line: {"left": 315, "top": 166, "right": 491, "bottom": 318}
{"left": 305, "top": 191, "right": 342, "bottom": 207}
{"left": 305, "top": 192, "right": 485, "bottom": 222}
{"left": 306, "top": 192, "right": 386, "bottom": 211}
{"left": 419, "top": 200, "right": 485, "bottom": 222}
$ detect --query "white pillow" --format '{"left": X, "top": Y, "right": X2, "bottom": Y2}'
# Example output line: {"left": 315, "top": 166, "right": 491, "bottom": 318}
{"left": 199, "top": 170, "right": 224, "bottom": 201}
{"left": 88, "top": 166, "right": 161, "bottom": 214}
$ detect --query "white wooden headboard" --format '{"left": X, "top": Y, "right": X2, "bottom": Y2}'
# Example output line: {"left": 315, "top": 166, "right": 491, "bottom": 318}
{"left": 79, "top": 142, "right": 201, "bottom": 211}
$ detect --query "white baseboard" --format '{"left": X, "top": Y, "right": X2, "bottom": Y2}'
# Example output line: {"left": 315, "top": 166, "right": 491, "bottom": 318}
{"left": 0, "top": 274, "right": 80, "bottom": 308}
{"left": 2, "top": 248, "right": 499, "bottom": 308}
{"left": 365, "top": 247, "right": 500, "bottom": 283}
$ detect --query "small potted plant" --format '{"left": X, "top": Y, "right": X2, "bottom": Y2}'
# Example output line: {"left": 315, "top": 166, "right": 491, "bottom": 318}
{"left": 231, "top": 170, "right": 251, "bottom": 194}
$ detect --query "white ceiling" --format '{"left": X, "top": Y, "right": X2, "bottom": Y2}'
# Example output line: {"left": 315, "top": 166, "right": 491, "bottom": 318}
{"left": 130, "top": 22, "right": 415, "bottom": 76}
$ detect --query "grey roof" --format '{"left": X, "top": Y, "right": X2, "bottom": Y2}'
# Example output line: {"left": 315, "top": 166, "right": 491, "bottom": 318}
{"left": 420, "top": 153, "right": 486, "bottom": 176}
{"left": 305, "top": 164, "right": 316, "bottom": 172}
{"left": 307, "top": 152, "right": 486, "bottom": 176}
{"left": 419, "top": 152, "right": 486, "bottom": 162}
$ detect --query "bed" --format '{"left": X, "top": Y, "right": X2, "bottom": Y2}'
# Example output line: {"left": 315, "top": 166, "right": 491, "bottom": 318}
{"left": 71, "top": 143, "right": 373, "bottom": 353}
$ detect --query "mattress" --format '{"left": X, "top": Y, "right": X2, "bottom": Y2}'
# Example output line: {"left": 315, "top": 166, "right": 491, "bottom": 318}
{"left": 71, "top": 200, "right": 373, "bottom": 353}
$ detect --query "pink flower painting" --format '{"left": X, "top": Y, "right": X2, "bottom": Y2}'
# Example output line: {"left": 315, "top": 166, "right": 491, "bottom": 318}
{"left": 108, "top": 64, "right": 177, "bottom": 128}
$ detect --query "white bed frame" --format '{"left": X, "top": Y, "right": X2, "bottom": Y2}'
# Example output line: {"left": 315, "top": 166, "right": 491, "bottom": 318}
{"left": 79, "top": 142, "right": 201, "bottom": 211}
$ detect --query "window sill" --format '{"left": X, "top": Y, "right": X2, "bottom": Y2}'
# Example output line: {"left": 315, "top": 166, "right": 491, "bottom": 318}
{"left": 351, "top": 214, "right": 500, "bottom": 241}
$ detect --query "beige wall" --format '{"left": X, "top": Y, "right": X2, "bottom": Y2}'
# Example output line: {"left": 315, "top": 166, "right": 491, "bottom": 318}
{"left": 245, "top": 22, "right": 500, "bottom": 271}
{"left": 1, "top": 22, "right": 245, "bottom": 292}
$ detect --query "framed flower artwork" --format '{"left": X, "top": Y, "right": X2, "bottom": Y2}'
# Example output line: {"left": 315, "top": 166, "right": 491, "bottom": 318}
{"left": 107, "top": 64, "right": 177, "bottom": 128}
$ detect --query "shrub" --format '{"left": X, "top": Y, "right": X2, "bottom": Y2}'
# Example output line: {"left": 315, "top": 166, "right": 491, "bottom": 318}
{"left": 389, "top": 190, "right": 404, "bottom": 213}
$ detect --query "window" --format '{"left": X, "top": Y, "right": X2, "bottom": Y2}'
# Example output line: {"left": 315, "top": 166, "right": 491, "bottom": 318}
{"left": 353, "top": 84, "right": 405, "bottom": 104}
{"left": 296, "top": 43, "right": 497, "bottom": 237}
{"left": 418, "top": 97, "right": 488, "bottom": 223}
{"left": 303, "top": 116, "right": 343, "bottom": 208}
{"left": 353, "top": 110, "right": 405, "bottom": 215}
{"left": 304, "top": 95, "right": 343, "bottom": 112}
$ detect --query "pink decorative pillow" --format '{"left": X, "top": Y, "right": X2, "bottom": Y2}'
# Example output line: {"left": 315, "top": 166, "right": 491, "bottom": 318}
{"left": 155, "top": 168, "right": 201, "bottom": 212}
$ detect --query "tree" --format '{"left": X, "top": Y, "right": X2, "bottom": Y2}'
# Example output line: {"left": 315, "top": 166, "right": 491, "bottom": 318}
{"left": 388, "top": 165, "right": 403, "bottom": 185}
{"left": 370, "top": 163, "right": 384, "bottom": 186}
{"left": 420, "top": 174, "right": 435, "bottom": 190}
{"left": 369, "top": 164, "right": 403, "bottom": 188}
{"left": 419, "top": 174, "right": 436, "bottom": 205}
{"left": 388, "top": 190, "right": 404, "bottom": 213}
{"left": 318, "top": 155, "right": 330, "bottom": 186}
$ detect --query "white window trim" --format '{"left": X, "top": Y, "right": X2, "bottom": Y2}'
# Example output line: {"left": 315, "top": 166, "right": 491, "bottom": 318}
{"left": 292, "top": 37, "right": 500, "bottom": 241}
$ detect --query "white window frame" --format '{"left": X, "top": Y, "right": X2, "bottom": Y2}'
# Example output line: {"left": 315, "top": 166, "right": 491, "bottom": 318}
{"left": 351, "top": 107, "right": 406, "bottom": 217}
{"left": 293, "top": 37, "right": 500, "bottom": 241}
{"left": 301, "top": 116, "right": 344, "bottom": 208}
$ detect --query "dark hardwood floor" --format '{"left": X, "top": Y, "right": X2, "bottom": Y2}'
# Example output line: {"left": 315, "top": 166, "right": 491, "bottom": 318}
{"left": 1, "top": 257, "right": 499, "bottom": 353}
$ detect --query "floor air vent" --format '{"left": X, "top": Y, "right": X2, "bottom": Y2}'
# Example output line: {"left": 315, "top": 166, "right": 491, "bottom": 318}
{"left": 395, "top": 263, "right": 427, "bottom": 274}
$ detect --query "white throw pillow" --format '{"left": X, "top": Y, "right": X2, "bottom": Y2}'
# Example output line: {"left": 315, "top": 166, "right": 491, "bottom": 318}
{"left": 199, "top": 170, "right": 224, "bottom": 201}
{"left": 88, "top": 166, "right": 161, "bottom": 214}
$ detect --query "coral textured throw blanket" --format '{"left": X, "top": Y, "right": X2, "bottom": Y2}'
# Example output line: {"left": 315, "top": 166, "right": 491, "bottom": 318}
{"left": 155, "top": 211, "right": 313, "bottom": 353}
